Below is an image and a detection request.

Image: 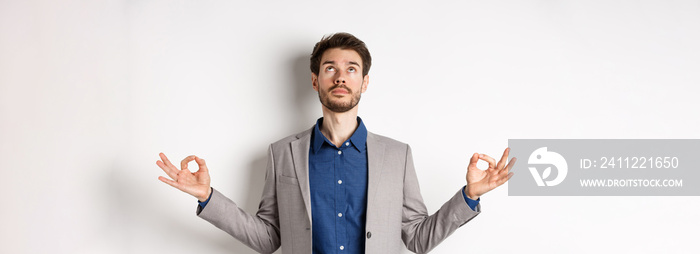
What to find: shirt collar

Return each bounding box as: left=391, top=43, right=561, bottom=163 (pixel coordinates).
left=312, top=117, right=367, bottom=153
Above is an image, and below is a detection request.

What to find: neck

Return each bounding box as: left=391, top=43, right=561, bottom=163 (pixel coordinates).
left=320, top=106, right=359, bottom=148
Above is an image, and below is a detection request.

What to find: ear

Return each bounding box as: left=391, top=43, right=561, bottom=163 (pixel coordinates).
left=311, top=73, right=319, bottom=91
left=361, top=74, right=369, bottom=93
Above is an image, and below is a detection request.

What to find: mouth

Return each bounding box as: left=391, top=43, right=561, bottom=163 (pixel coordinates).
left=331, top=87, right=350, bottom=95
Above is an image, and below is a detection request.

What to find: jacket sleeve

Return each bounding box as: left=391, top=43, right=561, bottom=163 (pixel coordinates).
left=401, top=145, right=481, bottom=254
left=196, top=145, right=281, bottom=254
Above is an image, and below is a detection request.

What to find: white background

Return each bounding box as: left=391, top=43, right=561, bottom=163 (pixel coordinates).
left=1, top=0, right=699, bottom=253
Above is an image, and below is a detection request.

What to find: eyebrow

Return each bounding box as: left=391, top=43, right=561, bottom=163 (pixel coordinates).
left=321, top=60, right=361, bottom=67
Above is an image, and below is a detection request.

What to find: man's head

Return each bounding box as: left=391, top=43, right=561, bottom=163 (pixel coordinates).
left=310, top=33, right=372, bottom=77
left=310, top=33, right=372, bottom=113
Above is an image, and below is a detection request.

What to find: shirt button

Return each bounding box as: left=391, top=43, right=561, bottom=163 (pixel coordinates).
left=338, top=180, right=343, bottom=184
left=337, top=150, right=342, bottom=155
left=367, top=231, right=372, bottom=239
left=338, top=213, right=343, bottom=217
left=340, top=246, right=345, bottom=250
left=345, top=142, right=350, bottom=146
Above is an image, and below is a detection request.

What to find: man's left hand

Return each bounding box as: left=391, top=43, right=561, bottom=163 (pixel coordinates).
left=465, top=148, right=516, bottom=200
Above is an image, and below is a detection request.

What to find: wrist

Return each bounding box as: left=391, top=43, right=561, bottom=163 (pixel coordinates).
left=198, top=187, right=212, bottom=202
left=464, top=186, right=479, bottom=200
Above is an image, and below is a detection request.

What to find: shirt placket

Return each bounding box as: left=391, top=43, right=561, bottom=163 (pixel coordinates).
left=334, top=143, right=348, bottom=252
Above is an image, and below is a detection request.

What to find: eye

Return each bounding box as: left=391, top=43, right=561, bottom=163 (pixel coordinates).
left=348, top=67, right=356, bottom=73
left=325, top=66, right=335, bottom=72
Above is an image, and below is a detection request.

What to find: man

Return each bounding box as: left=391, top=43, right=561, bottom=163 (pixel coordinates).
left=156, top=32, right=515, bottom=254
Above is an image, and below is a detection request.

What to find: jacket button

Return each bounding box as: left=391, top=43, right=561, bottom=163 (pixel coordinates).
left=366, top=232, right=372, bottom=239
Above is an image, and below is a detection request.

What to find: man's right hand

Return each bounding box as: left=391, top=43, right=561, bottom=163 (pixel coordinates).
left=157, top=153, right=212, bottom=202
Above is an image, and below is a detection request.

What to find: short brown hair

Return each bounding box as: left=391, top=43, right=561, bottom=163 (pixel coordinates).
left=310, top=32, right=372, bottom=77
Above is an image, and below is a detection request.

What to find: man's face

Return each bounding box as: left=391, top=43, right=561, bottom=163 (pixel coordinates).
left=312, top=48, right=369, bottom=113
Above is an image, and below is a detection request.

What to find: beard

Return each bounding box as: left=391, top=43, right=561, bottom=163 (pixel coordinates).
left=318, top=84, right=362, bottom=113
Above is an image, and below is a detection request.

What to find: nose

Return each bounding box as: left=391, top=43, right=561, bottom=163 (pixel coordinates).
left=334, top=74, right=346, bottom=84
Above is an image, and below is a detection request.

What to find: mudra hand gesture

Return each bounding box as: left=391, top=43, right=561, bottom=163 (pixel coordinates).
left=156, top=153, right=212, bottom=202
left=464, top=148, right=516, bottom=200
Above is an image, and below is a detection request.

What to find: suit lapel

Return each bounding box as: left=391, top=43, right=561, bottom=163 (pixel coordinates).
left=291, top=130, right=313, bottom=222
left=366, top=132, right=386, bottom=207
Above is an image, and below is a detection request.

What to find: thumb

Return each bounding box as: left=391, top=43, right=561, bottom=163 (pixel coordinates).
left=468, top=153, right=479, bottom=167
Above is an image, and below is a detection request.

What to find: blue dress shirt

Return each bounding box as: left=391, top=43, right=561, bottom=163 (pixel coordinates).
left=309, top=117, right=369, bottom=254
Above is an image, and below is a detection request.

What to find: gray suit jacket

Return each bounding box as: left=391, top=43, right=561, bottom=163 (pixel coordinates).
left=197, top=128, right=480, bottom=254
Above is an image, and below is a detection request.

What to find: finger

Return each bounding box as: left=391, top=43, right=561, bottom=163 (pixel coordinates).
left=496, top=148, right=510, bottom=170
left=181, top=155, right=196, bottom=172
left=468, top=153, right=479, bottom=167
left=194, top=156, right=209, bottom=173
left=495, top=172, right=514, bottom=186
left=502, top=157, right=517, bottom=173
left=158, top=175, right=182, bottom=190
left=479, top=154, right=497, bottom=169
left=496, top=157, right=517, bottom=180
left=156, top=160, right=178, bottom=180
left=158, top=153, right=179, bottom=172
left=502, top=172, right=514, bottom=184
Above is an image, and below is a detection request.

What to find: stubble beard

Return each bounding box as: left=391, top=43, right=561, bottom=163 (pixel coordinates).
left=318, top=84, right=362, bottom=113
